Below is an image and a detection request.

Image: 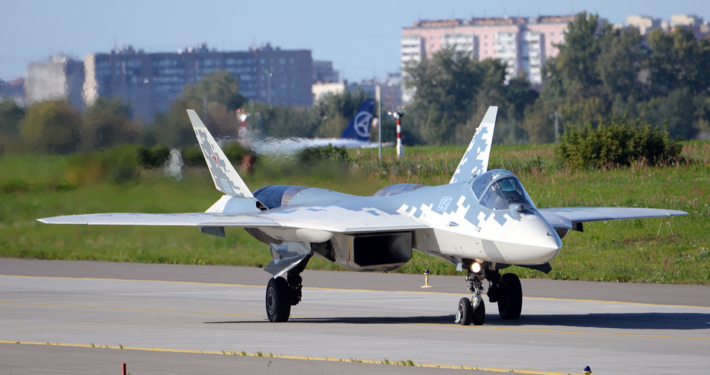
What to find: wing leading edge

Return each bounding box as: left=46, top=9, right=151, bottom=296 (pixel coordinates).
left=539, top=207, right=687, bottom=229
left=38, top=209, right=429, bottom=234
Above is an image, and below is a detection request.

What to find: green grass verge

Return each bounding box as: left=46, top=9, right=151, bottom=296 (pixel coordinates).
left=1, top=141, right=709, bottom=284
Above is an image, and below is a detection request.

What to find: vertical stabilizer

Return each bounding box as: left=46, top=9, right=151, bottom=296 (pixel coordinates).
left=450, top=106, right=498, bottom=184
left=340, top=99, right=376, bottom=141
left=187, top=110, right=253, bottom=198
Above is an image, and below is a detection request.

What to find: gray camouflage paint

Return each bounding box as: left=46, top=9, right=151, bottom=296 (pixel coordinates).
left=450, top=106, right=498, bottom=184
left=187, top=110, right=253, bottom=198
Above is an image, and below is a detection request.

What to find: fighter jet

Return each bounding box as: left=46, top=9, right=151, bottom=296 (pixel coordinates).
left=39, top=106, right=687, bottom=325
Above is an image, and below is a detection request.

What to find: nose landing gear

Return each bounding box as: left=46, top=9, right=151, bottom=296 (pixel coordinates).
left=455, top=265, right=523, bottom=326
left=455, top=272, right=486, bottom=325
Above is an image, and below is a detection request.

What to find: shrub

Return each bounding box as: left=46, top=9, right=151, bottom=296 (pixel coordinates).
left=296, top=145, right=349, bottom=164
left=65, top=145, right=139, bottom=186
left=137, top=145, right=170, bottom=169
left=182, top=146, right=205, bottom=167
left=555, top=117, right=682, bottom=169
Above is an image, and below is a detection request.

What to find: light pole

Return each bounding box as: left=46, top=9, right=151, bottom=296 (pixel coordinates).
left=264, top=69, right=272, bottom=107
left=376, top=84, right=382, bottom=160
left=550, top=111, right=562, bottom=142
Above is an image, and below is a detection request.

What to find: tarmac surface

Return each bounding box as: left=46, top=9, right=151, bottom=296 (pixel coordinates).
left=1, top=259, right=709, bottom=375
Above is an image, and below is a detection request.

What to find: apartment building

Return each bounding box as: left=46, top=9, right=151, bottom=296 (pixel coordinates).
left=25, top=56, right=85, bottom=110
left=400, top=15, right=574, bottom=103
left=81, top=43, right=313, bottom=120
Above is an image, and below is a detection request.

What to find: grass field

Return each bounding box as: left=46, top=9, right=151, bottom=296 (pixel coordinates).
left=1, top=141, right=709, bottom=284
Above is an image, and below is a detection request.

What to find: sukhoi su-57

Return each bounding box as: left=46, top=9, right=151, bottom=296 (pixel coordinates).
left=40, top=106, right=687, bottom=325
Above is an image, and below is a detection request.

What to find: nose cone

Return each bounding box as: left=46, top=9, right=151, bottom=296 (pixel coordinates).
left=509, top=215, right=563, bottom=264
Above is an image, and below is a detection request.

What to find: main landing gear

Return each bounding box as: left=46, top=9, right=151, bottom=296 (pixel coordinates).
left=455, top=265, right=523, bottom=326
left=265, top=269, right=306, bottom=322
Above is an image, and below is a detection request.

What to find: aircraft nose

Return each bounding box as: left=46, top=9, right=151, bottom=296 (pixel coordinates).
left=513, top=215, right=563, bottom=263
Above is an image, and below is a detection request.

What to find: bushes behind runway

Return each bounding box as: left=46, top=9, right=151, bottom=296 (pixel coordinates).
left=1, top=141, right=709, bottom=284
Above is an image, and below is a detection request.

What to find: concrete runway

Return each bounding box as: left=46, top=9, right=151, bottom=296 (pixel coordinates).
left=1, top=259, right=709, bottom=375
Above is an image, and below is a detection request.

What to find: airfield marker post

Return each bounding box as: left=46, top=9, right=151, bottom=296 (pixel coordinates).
left=122, top=363, right=126, bottom=375
left=422, top=269, right=432, bottom=288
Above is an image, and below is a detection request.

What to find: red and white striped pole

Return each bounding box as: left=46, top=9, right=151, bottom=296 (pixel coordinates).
left=393, top=108, right=405, bottom=159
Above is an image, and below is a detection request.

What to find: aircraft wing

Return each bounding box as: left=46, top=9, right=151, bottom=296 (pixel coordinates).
left=539, top=207, right=687, bottom=227
left=38, top=208, right=429, bottom=234
left=38, top=213, right=279, bottom=227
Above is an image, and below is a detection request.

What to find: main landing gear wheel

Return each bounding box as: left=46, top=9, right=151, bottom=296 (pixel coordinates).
left=266, top=277, right=291, bottom=322
left=456, top=298, right=473, bottom=325
left=497, top=273, right=523, bottom=320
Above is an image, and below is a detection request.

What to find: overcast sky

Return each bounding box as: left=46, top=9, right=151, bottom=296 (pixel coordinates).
left=1, top=0, right=708, bottom=82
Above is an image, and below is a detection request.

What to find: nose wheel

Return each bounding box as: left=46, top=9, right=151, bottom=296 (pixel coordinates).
left=455, top=273, right=486, bottom=325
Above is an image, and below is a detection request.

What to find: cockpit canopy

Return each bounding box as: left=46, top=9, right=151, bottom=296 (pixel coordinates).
left=471, top=170, right=535, bottom=211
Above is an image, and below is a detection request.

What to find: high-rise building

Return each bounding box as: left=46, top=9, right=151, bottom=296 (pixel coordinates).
left=618, top=14, right=709, bottom=41
left=83, top=43, right=313, bottom=120
left=625, top=15, right=663, bottom=35
left=25, top=56, right=85, bottom=110
left=312, top=60, right=340, bottom=83
left=400, top=15, right=575, bottom=103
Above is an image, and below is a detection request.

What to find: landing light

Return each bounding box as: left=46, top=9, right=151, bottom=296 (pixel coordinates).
left=470, top=262, right=482, bottom=274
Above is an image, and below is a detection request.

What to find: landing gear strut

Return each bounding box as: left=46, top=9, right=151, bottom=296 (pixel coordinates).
left=455, top=265, right=523, bottom=325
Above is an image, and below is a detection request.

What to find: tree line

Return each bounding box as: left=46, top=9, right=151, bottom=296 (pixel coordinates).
left=403, top=12, right=710, bottom=145
left=2, top=11, right=708, bottom=156
left=0, top=71, right=376, bottom=155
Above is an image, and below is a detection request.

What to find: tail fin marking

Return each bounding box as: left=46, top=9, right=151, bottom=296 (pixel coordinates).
left=187, top=110, right=253, bottom=198
left=340, top=99, right=376, bottom=141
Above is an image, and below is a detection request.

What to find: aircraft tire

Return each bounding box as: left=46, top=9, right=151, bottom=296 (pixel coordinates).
left=498, top=273, right=523, bottom=320
left=266, top=277, right=291, bottom=322
left=472, top=299, right=485, bottom=325
left=457, top=298, right=473, bottom=325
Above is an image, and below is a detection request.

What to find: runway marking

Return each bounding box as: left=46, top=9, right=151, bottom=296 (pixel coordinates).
left=2, top=273, right=709, bottom=309
left=0, top=301, right=256, bottom=318
left=0, top=340, right=574, bottom=375
left=417, top=323, right=710, bottom=341
left=0, top=301, right=313, bottom=320
left=3, top=300, right=708, bottom=342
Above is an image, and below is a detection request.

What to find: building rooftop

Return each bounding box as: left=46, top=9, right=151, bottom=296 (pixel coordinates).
left=408, top=15, right=576, bottom=29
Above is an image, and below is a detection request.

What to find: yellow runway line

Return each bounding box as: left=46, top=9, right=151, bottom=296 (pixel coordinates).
left=2, top=273, right=709, bottom=309
left=0, top=340, right=575, bottom=375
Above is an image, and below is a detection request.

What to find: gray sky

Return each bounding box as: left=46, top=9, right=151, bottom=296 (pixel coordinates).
left=1, top=0, right=708, bottom=82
